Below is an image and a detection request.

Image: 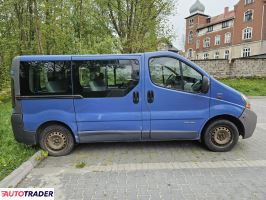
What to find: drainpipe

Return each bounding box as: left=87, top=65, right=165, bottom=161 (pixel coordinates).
left=261, top=4, right=265, bottom=48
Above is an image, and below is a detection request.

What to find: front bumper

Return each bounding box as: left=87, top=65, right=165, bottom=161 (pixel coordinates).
left=11, top=113, right=37, bottom=145
left=239, top=109, right=257, bottom=139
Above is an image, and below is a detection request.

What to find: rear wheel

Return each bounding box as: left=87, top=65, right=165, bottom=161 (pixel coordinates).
left=39, top=125, right=75, bottom=156
left=202, top=120, right=239, bottom=152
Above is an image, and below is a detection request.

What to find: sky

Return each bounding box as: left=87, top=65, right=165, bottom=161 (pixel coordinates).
left=169, top=0, right=238, bottom=50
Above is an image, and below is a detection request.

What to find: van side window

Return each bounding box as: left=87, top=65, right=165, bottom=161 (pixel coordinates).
left=20, top=61, right=72, bottom=96
left=149, top=57, right=203, bottom=93
left=73, top=59, right=140, bottom=98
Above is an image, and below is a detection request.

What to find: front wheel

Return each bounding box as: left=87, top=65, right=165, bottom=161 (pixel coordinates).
left=202, top=120, right=239, bottom=152
left=39, top=125, right=75, bottom=156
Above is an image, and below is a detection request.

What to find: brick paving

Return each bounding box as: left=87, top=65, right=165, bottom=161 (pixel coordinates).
left=18, top=98, right=266, bottom=200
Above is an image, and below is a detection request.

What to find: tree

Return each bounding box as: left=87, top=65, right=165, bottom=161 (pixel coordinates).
left=0, top=0, right=175, bottom=91
left=94, top=0, right=175, bottom=53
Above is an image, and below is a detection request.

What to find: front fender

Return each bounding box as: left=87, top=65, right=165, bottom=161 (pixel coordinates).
left=210, top=98, right=245, bottom=118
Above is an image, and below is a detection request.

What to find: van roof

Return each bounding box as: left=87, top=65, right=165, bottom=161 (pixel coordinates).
left=18, top=53, right=142, bottom=61
left=17, top=51, right=180, bottom=62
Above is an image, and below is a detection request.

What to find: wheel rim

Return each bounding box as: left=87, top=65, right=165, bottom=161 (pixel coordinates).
left=45, top=131, right=67, bottom=151
left=211, top=126, right=232, bottom=146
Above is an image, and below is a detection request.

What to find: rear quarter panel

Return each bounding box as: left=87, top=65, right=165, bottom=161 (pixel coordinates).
left=21, top=99, right=79, bottom=142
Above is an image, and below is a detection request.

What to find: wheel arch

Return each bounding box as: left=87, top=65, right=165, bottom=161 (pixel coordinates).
left=36, top=121, right=77, bottom=144
left=201, top=114, right=245, bottom=139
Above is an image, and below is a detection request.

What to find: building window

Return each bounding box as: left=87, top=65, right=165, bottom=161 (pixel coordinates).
left=242, top=48, right=251, bottom=57
left=189, top=18, right=194, bottom=26
left=203, top=38, right=210, bottom=48
left=207, top=26, right=213, bottom=32
left=215, top=35, right=221, bottom=45
left=196, top=40, right=200, bottom=49
left=206, top=17, right=211, bottom=23
left=188, top=31, right=193, bottom=44
left=203, top=53, right=209, bottom=60
left=214, top=52, right=220, bottom=59
left=225, top=50, right=230, bottom=59
left=245, top=0, right=254, bottom=5
left=225, top=32, right=231, bottom=43
left=242, top=27, right=253, bottom=40
left=188, top=49, right=193, bottom=58
left=222, top=21, right=229, bottom=28
left=244, top=10, right=253, bottom=22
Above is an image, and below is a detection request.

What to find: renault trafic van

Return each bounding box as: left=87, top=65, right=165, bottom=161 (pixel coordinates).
left=11, top=51, right=257, bottom=156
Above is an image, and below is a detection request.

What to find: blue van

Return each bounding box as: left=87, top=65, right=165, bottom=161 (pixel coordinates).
left=11, top=51, right=257, bottom=156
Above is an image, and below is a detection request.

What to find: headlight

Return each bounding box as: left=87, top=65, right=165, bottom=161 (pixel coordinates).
left=241, top=93, right=251, bottom=109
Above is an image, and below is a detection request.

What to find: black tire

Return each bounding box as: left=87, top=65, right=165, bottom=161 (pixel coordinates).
left=202, top=120, right=239, bottom=152
left=39, top=125, right=75, bottom=156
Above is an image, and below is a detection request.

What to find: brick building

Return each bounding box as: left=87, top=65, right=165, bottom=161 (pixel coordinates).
left=185, top=0, right=266, bottom=60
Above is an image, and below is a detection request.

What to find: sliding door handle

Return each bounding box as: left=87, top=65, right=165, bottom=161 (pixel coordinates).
left=147, top=90, right=154, bottom=104
left=133, top=91, right=139, bottom=104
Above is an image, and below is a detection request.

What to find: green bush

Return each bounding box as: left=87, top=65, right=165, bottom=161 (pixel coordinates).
left=0, top=99, right=37, bottom=181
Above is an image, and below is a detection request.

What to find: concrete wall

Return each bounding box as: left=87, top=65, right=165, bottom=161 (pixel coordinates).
left=192, top=58, right=266, bottom=78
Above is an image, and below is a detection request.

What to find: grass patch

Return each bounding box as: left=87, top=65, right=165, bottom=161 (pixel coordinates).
left=0, top=89, right=11, bottom=104
left=0, top=97, right=37, bottom=181
left=220, top=78, right=266, bottom=96
left=75, top=161, right=86, bottom=169
left=36, top=150, right=48, bottom=161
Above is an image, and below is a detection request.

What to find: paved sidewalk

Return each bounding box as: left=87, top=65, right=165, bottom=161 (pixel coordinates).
left=18, top=99, right=266, bottom=200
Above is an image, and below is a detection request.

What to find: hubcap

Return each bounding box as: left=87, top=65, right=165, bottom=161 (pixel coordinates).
left=45, top=131, right=67, bottom=151
left=211, top=126, right=232, bottom=146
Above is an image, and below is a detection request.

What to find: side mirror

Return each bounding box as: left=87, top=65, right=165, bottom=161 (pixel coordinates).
left=201, top=76, right=210, bottom=94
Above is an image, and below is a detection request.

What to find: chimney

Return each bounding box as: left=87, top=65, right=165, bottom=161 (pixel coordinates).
left=224, top=7, right=229, bottom=17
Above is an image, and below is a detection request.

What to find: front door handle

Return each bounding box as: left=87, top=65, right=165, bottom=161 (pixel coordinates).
left=147, top=90, right=154, bottom=104
left=133, top=91, right=139, bottom=104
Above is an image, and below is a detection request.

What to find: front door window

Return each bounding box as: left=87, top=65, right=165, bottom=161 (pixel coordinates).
left=149, top=57, right=203, bottom=93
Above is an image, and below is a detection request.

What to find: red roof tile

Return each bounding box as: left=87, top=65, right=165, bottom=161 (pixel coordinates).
left=197, top=10, right=235, bottom=30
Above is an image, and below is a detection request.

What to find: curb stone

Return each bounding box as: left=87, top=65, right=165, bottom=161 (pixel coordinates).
left=0, top=151, right=46, bottom=188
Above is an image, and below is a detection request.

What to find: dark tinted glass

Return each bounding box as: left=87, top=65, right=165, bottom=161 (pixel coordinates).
left=73, top=59, right=140, bottom=98
left=20, top=61, right=72, bottom=96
